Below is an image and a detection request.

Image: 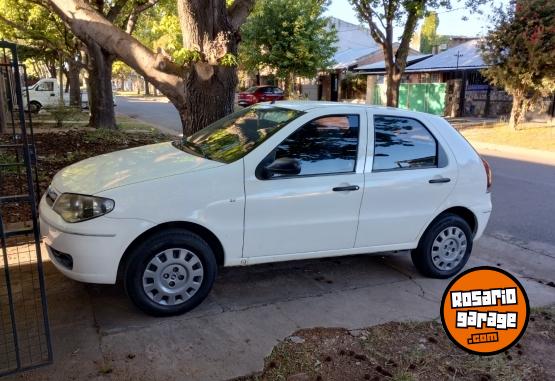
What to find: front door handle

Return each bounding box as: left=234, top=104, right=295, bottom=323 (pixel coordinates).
left=333, top=185, right=360, bottom=192
left=429, top=177, right=451, bottom=184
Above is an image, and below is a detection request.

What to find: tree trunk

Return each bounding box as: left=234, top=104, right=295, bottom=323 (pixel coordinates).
left=144, top=77, right=150, bottom=96
left=386, top=70, right=401, bottom=108
left=509, top=93, right=526, bottom=130
left=382, top=38, right=401, bottom=108
left=178, top=65, right=237, bottom=136
left=176, top=0, right=239, bottom=136
left=58, top=57, right=64, bottom=105
left=47, top=62, right=57, bottom=78
left=68, top=60, right=82, bottom=107
left=283, top=72, right=294, bottom=98
left=87, top=41, right=116, bottom=129
left=64, top=71, right=70, bottom=93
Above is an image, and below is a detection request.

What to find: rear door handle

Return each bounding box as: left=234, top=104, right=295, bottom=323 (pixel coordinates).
left=429, top=177, right=451, bottom=184
left=333, top=185, right=360, bottom=192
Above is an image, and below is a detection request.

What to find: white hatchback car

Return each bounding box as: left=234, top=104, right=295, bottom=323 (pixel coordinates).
left=40, top=102, right=492, bottom=316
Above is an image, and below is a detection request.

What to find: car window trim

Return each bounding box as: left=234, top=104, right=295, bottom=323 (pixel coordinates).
left=256, top=113, right=362, bottom=180
left=371, top=114, right=439, bottom=173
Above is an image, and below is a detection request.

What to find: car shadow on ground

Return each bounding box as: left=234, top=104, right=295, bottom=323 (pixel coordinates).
left=76, top=252, right=421, bottom=330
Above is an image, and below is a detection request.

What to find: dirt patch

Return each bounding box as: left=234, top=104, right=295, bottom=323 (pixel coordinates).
left=234, top=306, right=555, bottom=381
left=1, top=128, right=170, bottom=224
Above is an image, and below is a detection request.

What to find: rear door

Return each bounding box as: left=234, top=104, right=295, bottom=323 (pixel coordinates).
left=356, top=111, right=457, bottom=248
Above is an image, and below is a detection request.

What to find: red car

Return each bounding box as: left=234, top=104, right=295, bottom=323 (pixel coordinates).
left=238, top=85, right=285, bottom=107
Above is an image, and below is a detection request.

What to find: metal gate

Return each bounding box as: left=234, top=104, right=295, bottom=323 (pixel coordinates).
left=0, top=41, right=52, bottom=376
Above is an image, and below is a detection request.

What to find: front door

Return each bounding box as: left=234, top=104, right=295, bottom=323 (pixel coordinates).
left=244, top=111, right=367, bottom=258
left=356, top=112, right=457, bottom=248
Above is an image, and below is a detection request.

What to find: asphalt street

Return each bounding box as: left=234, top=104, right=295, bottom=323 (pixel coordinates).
left=116, top=95, right=555, bottom=248
left=116, top=95, right=182, bottom=134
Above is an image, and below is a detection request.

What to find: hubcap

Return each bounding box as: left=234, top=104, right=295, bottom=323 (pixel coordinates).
left=142, top=248, right=204, bottom=306
left=431, top=227, right=467, bottom=271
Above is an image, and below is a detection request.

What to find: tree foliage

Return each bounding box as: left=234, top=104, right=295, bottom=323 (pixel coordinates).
left=480, top=0, right=555, bottom=129
left=0, top=0, right=78, bottom=72
left=350, top=0, right=486, bottom=107
left=239, top=0, right=337, bottom=94
left=419, top=11, right=438, bottom=53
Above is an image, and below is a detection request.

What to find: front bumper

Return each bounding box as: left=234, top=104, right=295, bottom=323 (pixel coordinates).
left=39, top=195, right=154, bottom=284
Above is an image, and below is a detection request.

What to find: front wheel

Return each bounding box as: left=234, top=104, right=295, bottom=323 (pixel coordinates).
left=124, top=229, right=217, bottom=316
left=29, top=101, right=42, bottom=113
left=411, top=213, right=473, bottom=278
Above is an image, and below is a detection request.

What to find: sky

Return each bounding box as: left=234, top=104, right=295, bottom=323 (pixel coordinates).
left=324, top=0, right=510, bottom=40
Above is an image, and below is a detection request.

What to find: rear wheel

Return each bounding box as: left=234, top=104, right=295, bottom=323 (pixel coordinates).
left=411, top=213, right=473, bottom=278
left=124, top=229, right=217, bottom=316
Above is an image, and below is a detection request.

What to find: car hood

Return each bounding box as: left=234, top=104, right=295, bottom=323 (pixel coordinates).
left=51, top=142, right=224, bottom=194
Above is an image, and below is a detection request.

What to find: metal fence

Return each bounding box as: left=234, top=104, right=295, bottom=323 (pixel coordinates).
left=0, top=41, right=52, bottom=376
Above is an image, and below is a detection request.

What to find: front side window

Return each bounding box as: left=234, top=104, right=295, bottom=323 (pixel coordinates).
left=373, top=115, right=437, bottom=171
left=270, top=114, right=360, bottom=177
left=36, top=81, right=54, bottom=91
left=173, top=105, right=304, bottom=163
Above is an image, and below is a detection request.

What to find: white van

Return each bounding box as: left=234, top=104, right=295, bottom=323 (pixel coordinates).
left=23, top=78, right=88, bottom=112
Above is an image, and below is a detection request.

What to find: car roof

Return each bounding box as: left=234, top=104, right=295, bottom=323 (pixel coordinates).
left=266, top=100, right=443, bottom=120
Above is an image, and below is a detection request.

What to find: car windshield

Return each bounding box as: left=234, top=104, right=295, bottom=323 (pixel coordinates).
left=173, top=105, right=304, bottom=164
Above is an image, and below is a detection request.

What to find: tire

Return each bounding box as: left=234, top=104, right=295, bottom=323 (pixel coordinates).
left=29, top=101, right=42, bottom=114
left=124, top=229, right=217, bottom=316
left=411, top=213, right=473, bottom=278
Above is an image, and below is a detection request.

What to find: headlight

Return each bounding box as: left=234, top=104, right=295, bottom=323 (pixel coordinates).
left=53, top=193, right=115, bottom=223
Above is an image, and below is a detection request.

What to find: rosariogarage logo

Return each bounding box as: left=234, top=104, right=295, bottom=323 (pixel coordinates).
left=440, top=266, right=530, bottom=355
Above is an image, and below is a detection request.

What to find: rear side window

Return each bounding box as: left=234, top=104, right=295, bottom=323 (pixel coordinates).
left=273, top=115, right=360, bottom=176
left=373, top=115, right=437, bottom=171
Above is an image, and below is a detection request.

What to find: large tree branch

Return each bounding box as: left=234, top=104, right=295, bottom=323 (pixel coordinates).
left=353, top=2, right=386, bottom=46
left=228, top=0, right=255, bottom=31
left=48, top=0, right=185, bottom=104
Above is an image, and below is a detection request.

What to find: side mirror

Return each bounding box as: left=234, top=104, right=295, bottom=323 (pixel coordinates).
left=264, top=157, right=301, bottom=177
